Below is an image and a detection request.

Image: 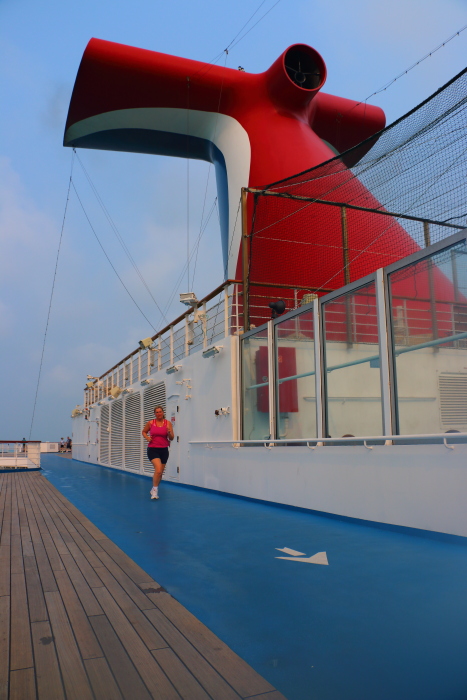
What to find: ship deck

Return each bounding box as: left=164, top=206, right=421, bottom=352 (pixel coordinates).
left=0, top=468, right=284, bottom=700
left=4, top=455, right=467, bottom=700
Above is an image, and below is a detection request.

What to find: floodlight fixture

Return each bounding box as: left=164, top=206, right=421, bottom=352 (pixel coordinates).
left=166, top=365, right=182, bottom=374
left=86, top=382, right=94, bottom=389
left=121, top=388, right=133, bottom=395
left=139, top=337, right=155, bottom=350
left=180, top=292, right=198, bottom=307
left=140, top=379, right=152, bottom=386
left=202, top=345, right=223, bottom=359
left=110, top=386, right=122, bottom=399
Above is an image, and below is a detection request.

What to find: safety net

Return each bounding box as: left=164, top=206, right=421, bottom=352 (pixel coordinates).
left=244, top=67, right=467, bottom=327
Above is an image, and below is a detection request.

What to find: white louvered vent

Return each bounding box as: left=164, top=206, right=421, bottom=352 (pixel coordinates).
left=124, top=393, right=142, bottom=471
left=143, top=382, right=166, bottom=422
left=143, top=382, right=166, bottom=473
left=439, top=373, right=467, bottom=427
left=100, top=404, right=110, bottom=465
left=110, top=400, right=124, bottom=467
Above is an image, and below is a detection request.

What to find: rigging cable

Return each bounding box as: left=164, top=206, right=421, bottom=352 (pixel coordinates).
left=160, top=198, right=219, bottom=320
left=162, top=3, right=276, bottom=288
left=364, top=23, right=467, bottom=103
left=209, top=197, right=243, bottom=343
left=192, top=196, right=217, bottom=289
left=337, top=22, right=467, bottom=121
left=28, top=151, right=75, bottom=439
left=224, top=0, right=269, bottom=53
left=227, top=0, right=282, bottom=52
left=191, top=164, right=213, bottom=290
left=71, top=181, right=158, bottom=332
left=223, top=196, right=242, bottom=279
left=193, top=0, right=283, bottom=78
left=74, top=152, right=169, bottom=326
left=186, top=76, right=191, bottom=291
left=189, top=49, right=229, bottom=297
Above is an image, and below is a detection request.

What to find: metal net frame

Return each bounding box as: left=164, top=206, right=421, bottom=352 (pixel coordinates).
left=243, top=68, right=467, bottom=330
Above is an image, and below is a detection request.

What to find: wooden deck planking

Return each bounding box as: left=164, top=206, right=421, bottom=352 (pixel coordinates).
left=0, top=545, right=10, bottom=598
left=152, top=647, right=212, bottom=700
left=8, top=668, right=36, bottom=700
left=53, top=568, right=103, bottom=660
left=144, top=592, right=276, bottom=698
left=0, top=472, right=288, bottom=699
left=43, top=589, right=94, bottom=700
left=83, top=656, right=124, bottom=700
left=89, top=614, right=153, bottom=700
left=144, top=606, right=242, bottom=700
left=0, top=595, right=10, bottom=700
left=92, top=565, right=166, bottom=650
left=10, top=571, right=34, bottom=671
left=30, top=620, right=65, bottom=700
left=23, top=556, right=48, bottom=624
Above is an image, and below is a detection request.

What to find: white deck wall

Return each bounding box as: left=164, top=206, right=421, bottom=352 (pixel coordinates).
left=189, top=442, right=467, bottom=538
left=71, top=334, right=467, bottom=538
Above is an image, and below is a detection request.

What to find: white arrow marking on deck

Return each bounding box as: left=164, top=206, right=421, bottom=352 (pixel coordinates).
left=276, top=547, right=306, bottom=556
left=276, top=551, right=329, bottom=565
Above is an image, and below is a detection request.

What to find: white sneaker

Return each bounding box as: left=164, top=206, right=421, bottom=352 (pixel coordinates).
left=150, top=487, right=159, bottom=500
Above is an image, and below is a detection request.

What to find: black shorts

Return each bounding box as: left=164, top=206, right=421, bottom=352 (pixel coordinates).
left=147, top=447, right=169, bottom=464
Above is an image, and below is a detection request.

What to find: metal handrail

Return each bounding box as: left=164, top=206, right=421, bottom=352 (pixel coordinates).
left=246, top=330, right=467, bottom=390
left=190, top=433, right=467, bottom=445
left=0, top=440, right=41, bottom=443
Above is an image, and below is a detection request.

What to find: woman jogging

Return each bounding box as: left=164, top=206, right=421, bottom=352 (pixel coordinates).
left=142, top=405, right=174, bottom=499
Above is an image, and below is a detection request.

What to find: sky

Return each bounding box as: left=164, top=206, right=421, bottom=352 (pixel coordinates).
left=0, top=0, right=466, bottom=441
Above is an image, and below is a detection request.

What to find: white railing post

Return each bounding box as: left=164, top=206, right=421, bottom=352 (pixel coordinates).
left=138, top=351, right=141, bottom=382
left=185, top=315, right=189, bottom=357
left=231, top=335, right=241, bottom=441
left=170, top=326, right=174, bottom=365
left=203, top=302, right=207, bottom=349
left=376, top=268, right=394, bottom=436
left=267, top=320, right=276, bottom=440
left=224, top=284, right=229, bottom=338
left=158, top=338, right=162, bottom=371
left=313, top=297, right=324, bottom=440
left=122, top=398, right=126, bottom=469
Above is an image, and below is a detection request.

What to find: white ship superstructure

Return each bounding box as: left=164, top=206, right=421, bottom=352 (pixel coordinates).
left=72, top=230, right=467, bottom=540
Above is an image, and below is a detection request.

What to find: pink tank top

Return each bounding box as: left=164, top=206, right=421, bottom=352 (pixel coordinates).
left=148, top=419, right=170, bottom=448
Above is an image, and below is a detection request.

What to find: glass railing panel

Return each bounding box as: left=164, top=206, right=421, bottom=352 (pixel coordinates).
left=242, top=328, right=270, bottom=440
left=388, top=240, right=467, bottom=434
left=275, top=311, right=316, bottom=439
left=323, top=281, right=382, bottom=437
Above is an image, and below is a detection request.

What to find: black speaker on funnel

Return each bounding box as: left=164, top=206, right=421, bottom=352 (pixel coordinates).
left=269, top=300, right=286, bottom=319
